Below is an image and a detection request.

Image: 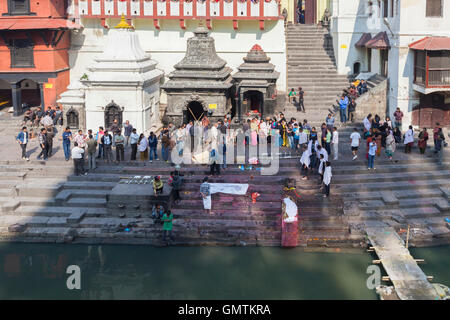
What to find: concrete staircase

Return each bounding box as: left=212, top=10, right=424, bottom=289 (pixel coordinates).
left=284, top=23, right=351, bottom=127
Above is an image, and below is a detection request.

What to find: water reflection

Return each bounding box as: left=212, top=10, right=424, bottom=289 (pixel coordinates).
left=0, top=244, right=385, bottom=300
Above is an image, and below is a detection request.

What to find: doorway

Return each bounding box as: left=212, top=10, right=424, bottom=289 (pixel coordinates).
left=66, top=108, right=79, bottom=129
left=243, top=90, right=263, bottom=116
left=304, top=0, right=317, bottom=24
left=19, top=79, right=41, bottom=108
left=412, top=93, right=450, bottom=128
left=353, top=62, right=361, bottom=75
left=186, top=101, right=205, bottom=123
left=0, top=79, right=12, bottom=109
left=104, top=102, right=122, bottom=130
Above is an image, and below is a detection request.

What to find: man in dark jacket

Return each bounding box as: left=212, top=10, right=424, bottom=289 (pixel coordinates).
left=148, top=132, right=158, bottom=162
left=37, top=128, right=48, bottom=160
left=16, top=126, right=29, bottom=160
left=46, top=127, right=55, bottom=157
left=169, top=171, right=183, bottom=204
left=101, top=130, right=113, bottom=163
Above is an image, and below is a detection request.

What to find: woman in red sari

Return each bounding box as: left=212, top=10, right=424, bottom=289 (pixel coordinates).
left=418, top=128, right=429, bottom=154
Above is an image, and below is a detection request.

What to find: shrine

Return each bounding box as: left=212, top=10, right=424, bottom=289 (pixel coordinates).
left=59, top=16, right=164, bottom=133
left=233, top=44, right=279, bottom=121
left=161, top=24, right=234, bottom=125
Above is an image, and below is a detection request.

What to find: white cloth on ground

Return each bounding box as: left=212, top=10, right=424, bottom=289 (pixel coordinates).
left=283, top=197, right=298, bottom=223
left=209, top=183, right=249, bottom=195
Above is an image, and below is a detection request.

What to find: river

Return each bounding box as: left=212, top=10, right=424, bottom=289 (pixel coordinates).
left=0, top=243, right=448, bottom=300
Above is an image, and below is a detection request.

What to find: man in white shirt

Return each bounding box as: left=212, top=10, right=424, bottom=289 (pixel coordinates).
left=317, top=144, right=328, bottom=162
left=129, top=128, right=139, bottom=161
left=300, top=146, right=310, bottom=180
left=404, top=125, right=414, bottom=154
left=350, top=128, right=361, bottom=160
left=332, top=127, right=339, bottom=160
left=71, top=142, right=85, bottom=176
left=40, top=112, right=53, bottom=129
left=323, top=162, right=332, bottom=198
left=298, top=128, right=308, bottom=148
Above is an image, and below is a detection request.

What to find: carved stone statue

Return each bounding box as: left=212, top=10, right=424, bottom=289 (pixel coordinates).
left=322, top=8, right=332, bottom=28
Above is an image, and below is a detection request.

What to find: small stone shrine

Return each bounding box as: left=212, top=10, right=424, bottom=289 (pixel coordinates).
left=233, top=44, right=280, bottom=122
left=59, top=16, right=164, bottom=133
left=161, top=24, right=233, bottom=125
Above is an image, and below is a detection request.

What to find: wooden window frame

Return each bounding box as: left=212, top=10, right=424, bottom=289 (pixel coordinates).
left=426, top=0, right=443, bottom=17
left=3, top=0, right=36, bottom=16
left=10, top=38, right=35, bottom=68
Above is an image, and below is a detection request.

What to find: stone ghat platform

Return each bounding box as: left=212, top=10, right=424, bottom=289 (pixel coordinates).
left=0, top=159, right=358, bottom=247
left=0, top=125, right=449, bottom=247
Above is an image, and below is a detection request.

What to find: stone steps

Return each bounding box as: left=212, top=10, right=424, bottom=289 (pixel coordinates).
left=14, top=205, right=107, bottom=218
left=66, top=197, right=107, bottom=208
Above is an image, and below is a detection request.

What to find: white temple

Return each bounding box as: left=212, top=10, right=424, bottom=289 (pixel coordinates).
left=58, top=16, right=164, bottom=134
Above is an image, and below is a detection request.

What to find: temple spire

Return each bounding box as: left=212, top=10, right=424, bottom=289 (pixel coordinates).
left=115, top=14, right=132, bottom=29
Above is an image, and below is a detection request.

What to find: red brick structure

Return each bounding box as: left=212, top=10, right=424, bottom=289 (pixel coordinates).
left=0, top=0, right=80, bottom=115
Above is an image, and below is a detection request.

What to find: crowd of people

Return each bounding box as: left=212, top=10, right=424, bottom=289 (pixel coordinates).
left=15, top=103, right=447, bottom=201
left=358, top=112, right=447, bottom=168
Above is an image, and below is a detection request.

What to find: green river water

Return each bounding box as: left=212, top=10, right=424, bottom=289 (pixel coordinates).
left=0, top=243, right=448, bottom=300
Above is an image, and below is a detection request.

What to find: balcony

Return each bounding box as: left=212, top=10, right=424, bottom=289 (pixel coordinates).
left=410, top=37, right=450, bottom=94
left=73, top=0, right=281, bottom=30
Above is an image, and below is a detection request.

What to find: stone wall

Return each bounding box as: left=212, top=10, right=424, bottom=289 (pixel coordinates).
left=354, top=77, right=388, bottom=122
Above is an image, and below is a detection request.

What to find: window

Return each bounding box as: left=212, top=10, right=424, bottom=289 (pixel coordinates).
left=383, top=0, right=388, bottom=18
left=414, top=51, right=427, bottom=85
left=390, top=0, right=394, bottom=17
left=7, top=0, right=30, bottom=15
left=426, top=0, right=443, bottom=17
left=10, top=39, right=34, bottom=68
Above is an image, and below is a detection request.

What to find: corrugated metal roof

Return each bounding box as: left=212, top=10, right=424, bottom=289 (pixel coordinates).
left=409, top=37, right=450, bottom=51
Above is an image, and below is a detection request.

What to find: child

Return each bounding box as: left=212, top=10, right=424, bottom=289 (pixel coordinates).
left=368, top=140, right=377, bottom=170
left=288, top=88, right=297, bottom=104
left=152, top=204, right=164, bottom=220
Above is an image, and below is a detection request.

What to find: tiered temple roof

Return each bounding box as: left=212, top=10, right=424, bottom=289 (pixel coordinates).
left=233, top=44, right=280, bottom=83
left=161, top=25, right=233, bottom=90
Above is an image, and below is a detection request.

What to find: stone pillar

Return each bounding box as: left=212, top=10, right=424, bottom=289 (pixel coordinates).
left=239, top=91, right=245, bottom=123
left=261, top=96, right=265, bottom=119
left=39, top=82, right=45, bottom=112
left=11, top=82, right=22, bottom=116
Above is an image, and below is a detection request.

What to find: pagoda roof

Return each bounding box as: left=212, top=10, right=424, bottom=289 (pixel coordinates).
left=233, top=44, right=279, bottom=82
left=162, top=25, right=232, bottom=91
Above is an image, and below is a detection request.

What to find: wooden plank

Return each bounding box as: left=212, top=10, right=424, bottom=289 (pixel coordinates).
left=366, top=226, right=438, bottom=300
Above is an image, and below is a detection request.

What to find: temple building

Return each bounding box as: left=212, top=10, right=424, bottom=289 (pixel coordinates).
left=161, top=25, right=233, bottom=125
left=233, top=44, right=279, bottom=121
left=66, top=0, right=286, bottom=116
left=0, top=0, right=80, bottom=115
left=58, top=16, right=164, bottom=133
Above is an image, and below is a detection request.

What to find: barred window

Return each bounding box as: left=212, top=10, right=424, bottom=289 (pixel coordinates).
left=10, top=39, right=34, bottom=68
left=8, top=0, right=30, bottom=15
left=426, top=0, right=443, bottom=17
